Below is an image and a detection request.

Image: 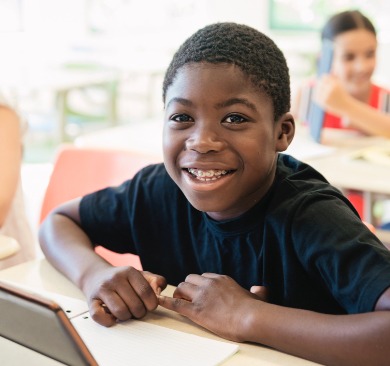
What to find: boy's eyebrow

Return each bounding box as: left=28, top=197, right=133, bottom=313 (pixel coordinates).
left=166, top=97, right=258, bottom=111
left=166, top=97, right=193, bottom=109
left=215, top=98, right=258, bottom=112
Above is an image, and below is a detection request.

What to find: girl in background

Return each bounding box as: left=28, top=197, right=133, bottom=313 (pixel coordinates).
left=292, top=10, right=390, bottom=138
left=292, top=9, right=390, bottom=227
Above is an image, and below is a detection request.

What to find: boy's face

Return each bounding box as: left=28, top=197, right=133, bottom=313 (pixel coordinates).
left=163, top=63, right=294, bottom=221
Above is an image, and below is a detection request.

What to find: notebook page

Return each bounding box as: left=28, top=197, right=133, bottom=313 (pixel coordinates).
left=71, top=313, right=239, bottom=366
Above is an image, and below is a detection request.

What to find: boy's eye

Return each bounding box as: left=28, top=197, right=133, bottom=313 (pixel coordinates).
left=224, top=114, right=247, bottom=124
left=171, top=114, right=193, bottom=122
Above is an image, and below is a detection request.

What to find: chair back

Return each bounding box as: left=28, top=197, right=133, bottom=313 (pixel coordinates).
left=40, top=145, right=161, bottom=268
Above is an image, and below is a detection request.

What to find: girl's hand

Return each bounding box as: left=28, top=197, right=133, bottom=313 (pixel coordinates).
left=158, top=273, right=267, bottom=342
left=313, top=74, right=352, bottom=116
left=83, top=265, right=167, bottom=327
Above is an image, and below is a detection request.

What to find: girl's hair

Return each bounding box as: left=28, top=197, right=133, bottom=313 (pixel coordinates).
left=321, top=10, right=376, bottom=41
left=162, top=22, right=290, bottom=121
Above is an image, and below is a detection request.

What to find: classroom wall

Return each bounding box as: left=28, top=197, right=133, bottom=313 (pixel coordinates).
left=2, top=0, right=390, bottom=120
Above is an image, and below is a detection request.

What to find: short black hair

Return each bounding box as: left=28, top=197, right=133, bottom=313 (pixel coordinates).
left=321, top=10, right=376, bottom=41
left=162, top=22, right=290, bottom=121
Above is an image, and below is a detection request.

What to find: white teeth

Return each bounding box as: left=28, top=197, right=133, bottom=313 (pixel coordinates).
left=187, top=168, right=229, bottom=181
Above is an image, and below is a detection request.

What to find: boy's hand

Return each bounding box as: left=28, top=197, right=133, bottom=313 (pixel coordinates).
left=84, top=266, right=167, bottom=327
left=158, top=273, right=266, bottom=342
left=250, top=285, right=269, bottom=301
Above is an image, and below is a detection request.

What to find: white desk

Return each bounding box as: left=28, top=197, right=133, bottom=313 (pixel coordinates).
left=0, top=259, right=320, bottom=365
left=304, top=133, right=390, bottom=224
left=304, top=129, right=390, bottom=195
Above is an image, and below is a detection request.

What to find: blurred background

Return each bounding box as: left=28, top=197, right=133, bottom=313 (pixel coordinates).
left=2, top=0, right=390, bottom=233
left=2, top=0, right=390, bottom=162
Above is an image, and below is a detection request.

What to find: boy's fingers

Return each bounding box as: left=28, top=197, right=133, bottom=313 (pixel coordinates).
left=120, top=270, right=162, bottom=313
left=89, top=299, right=117, bottom=327
left=116, top=285, right=149, bottom=318
left=250, top=285, right=269, bottom=301
left=98, top=291, right=134, bottom=321
left=142, top=271, right=168, bottom=293
left=158, top=295, right=191, bottom=316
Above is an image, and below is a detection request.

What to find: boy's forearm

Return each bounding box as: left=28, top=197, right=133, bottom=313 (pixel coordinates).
left=242, top=301, right=390, bottom=366
left=39, top=213, right=111, bottom=291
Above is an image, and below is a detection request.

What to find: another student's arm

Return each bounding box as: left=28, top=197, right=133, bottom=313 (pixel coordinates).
left=159, top=274, right=390, bottom=366
left=0, top=107, right=22, bottom=227
left=314, top=75, right=390, bottom=138
left=39, top=199, right=167, bottom=326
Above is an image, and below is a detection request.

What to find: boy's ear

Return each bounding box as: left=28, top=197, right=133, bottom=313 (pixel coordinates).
left=275, top=113, right=295, bottom=152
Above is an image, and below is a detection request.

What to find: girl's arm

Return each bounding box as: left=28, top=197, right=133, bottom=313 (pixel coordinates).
left=0, top=107, right=22, bottom=227
left=314, top=75, right=390, bottom=138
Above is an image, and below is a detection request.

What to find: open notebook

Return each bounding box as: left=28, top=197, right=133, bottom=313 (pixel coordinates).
left=0, top=281, right=239, bottom=366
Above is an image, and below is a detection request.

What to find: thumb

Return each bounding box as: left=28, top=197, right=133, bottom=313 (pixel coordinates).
left=250, top=285, right=269, bottom=302
left=142, top=271, right=167, bottom=295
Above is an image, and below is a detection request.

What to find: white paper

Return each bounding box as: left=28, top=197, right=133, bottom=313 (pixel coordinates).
left=72, top=314, right=239, bottom=366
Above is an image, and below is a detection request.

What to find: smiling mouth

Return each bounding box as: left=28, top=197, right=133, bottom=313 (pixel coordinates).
left=185, top=168, right=233, bottom=181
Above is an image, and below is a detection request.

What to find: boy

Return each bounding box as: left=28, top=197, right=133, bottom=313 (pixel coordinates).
left=40, top=23, right=390, bottom=365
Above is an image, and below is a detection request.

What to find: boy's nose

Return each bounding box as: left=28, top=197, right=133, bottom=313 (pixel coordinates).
left=185, top=123, right=225, bottom=153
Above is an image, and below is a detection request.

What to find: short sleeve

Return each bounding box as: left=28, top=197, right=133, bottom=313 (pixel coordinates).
left=291, top=191, right=390, bottom=313
left=80, top=180, right=135, bottom=253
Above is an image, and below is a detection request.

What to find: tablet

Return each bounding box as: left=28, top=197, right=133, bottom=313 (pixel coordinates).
left=308, top=39, right=334, bottom=142
left=0, top=281, right=97, bottom=366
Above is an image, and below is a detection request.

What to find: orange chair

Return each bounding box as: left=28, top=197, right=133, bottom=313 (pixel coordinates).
left=40, top=144, right=162, bottom=269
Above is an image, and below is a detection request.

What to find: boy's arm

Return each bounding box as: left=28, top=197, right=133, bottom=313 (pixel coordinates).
left=39, top=198, right=107, bottom=289
left=159, top=273, right=390, bottom=366
left=39, top=198, right=167, bottom=326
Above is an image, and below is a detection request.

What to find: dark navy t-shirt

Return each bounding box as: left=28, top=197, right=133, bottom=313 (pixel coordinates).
left=80, top=154, right=390, bottom=315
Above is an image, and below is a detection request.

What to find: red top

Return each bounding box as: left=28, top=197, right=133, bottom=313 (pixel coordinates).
left=323, top=84, right=384, bottom=129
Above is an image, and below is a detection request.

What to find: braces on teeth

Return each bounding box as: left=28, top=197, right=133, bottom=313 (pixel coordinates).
left=187, top=168, right=228, bottom=180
